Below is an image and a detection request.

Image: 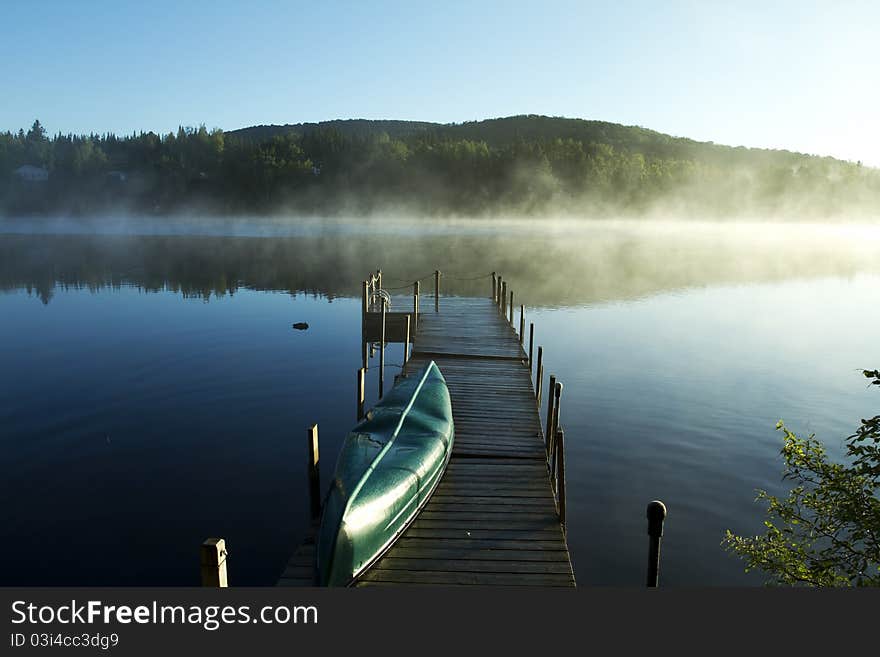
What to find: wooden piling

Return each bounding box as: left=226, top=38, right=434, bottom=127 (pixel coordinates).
left=413, top=281, right=419, bottom=328
left=361, top=280, right=369, bottom=372
left=200, top=538, right=228, bottom=587
left=307, top=423, right=320, bottom=520
left=434, top=270, right=440, bottom=312
left=357, top=368, right=365, bottom=420
left=535, top=346, right=544, bottom=408
left=646, top=501, right=667, bottom=587
left=519, top=305, right=525, bottom=345
left=545, top=374, right=557, bottom=456
left=379, top=298, right=386, bottom=399
left=528, top=322, right=534, bottom=369
left=491, top=272, right=496, bottom=300
left=550, top=381, right=563, bottom=468
left=556, top=427, right=566, bottom=531
left=501, top=281, right=507, bottom=317
left=404, top=314, right=411, bottom=364
left=509, top=290, right=514, bottom=325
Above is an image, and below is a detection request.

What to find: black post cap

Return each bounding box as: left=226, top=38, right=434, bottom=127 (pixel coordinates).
left=647, top=500, right=667, bottom=538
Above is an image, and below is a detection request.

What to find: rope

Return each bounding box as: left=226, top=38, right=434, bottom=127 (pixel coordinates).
left=382, top=272, right=436, bottom=285
left=441, top=271, right=494, bottom=281
left=382, top=271, right=493, bottom=285
left=381, top=282, right=419, bottom=292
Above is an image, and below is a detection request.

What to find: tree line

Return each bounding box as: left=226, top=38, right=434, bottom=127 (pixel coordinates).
left=2, top=116, right=879, bottom=218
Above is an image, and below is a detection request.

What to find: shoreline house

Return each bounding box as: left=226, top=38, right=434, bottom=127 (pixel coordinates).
left=13, top=165, right=49, bottom=183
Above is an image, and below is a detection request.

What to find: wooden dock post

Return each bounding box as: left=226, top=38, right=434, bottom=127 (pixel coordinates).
left=357, top=368, right=365, bottom=420
left=307, top=424, right=320, bottom=520
left=556, top=427, right=566, bottom=531
left=528, top=322, right=534, bottom=369
left=501, top=281, right=507, bottom=317
left=535, top=346, right=544, bottom=408
left=545, top=374, right=557, bottom=456
left=379, top=297, right=386, bottom=399
left=491, top=272, right=496, bottom=300
left=519, top=305, right=524, bottom=344
left=509, top=290, right=514, bottom=325
left=200, top=538, right=228, bottom=587
left=434, top=270, right=440, bottom=312
left=404, top=314, right=411, bottom=365
left=362, top=279, right=369, bottom=372
left=646, top=500, right=667, bottom=587
left=550, top=381, right=563, bottom=467
left=413, top=281, right=420, bottom=327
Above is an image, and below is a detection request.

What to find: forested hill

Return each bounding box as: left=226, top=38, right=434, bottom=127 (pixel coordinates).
left=228, top=115, right=809, bottom=168
left=228, top=119, right=438, bottom=142
left=2, top=115, right=878, bottom=219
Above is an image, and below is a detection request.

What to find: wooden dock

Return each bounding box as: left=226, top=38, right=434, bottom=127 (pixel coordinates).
left=278, top=273, right=575, bottom=587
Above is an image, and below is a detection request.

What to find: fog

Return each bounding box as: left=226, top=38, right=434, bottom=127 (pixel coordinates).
left=2, top=217, right=878, bottom=307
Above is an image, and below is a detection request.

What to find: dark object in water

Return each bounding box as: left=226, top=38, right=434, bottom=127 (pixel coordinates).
left=292, top=322, right=309, bottom=330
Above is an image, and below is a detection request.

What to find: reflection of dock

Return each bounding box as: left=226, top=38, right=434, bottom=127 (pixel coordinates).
left=278, top=272, right=574, bottom=587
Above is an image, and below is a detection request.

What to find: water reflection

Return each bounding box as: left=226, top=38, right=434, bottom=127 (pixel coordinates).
left=2, top=221, right=878, bottom=307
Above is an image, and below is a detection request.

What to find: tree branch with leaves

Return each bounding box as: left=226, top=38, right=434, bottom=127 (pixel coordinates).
left=723, top=369, right=880, bottom=586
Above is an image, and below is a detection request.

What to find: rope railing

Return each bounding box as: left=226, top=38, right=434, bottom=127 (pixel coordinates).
left=383, top=270, right=492, bottom=285
left=381, top=281, right=419, bottom=292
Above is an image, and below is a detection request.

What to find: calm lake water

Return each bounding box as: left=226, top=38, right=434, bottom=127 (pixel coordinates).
left=1, top=218, right=878, bottom=586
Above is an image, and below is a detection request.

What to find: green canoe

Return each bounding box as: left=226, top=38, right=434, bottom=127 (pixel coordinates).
left=316, top=360, right=454, bottom=586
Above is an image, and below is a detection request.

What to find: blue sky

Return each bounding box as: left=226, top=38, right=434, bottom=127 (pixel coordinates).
left=2, top=1, right=877, bottom=164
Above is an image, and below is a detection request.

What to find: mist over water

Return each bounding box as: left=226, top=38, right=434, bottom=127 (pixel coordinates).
left=1, top=217, right=878, bottom=585
left=2, top=216, right=879, bottom=304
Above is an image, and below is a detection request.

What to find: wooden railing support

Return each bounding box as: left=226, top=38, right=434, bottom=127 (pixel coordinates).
left=413, top=281, right=420, bottom=327
left=556, top=427, right=566, bottom=531
left=535, top=346, right=544, bottom=408
left=545, top=374, right=557, bottom=456
left=519, top=305, right=525, bottom=345
left=528, top=322, right=534, bottom=369
left=549, top=381, right=563, bottom=468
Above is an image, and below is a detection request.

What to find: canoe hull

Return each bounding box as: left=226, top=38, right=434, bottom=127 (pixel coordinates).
left=316, top=361, right=454, bottom=586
